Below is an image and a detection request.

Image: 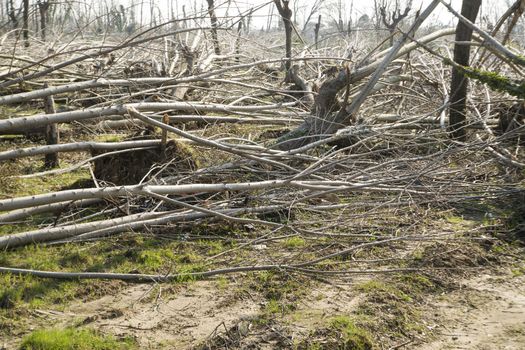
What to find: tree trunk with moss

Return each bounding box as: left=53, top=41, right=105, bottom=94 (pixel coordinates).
left=448, top=0, right=482, bottom=141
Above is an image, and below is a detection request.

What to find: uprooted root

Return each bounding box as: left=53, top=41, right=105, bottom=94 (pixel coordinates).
left=92, top=139, right=198, bottom=185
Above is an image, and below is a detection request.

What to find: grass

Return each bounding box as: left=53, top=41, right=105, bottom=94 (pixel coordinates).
left=352, top=275, right=440, bottom=341
left=283, top=236, right=306, bottom=249
left=511, top=264, right=525, bottom=277
left=19, top=327, right=135, bottom=350
left=136, top=249, right=175, bottom=270
left=264, top=299, right=282, bottom=314
left=1, top=119, right=520, bottom=349
left=296, top=315, right=374, bottom=350
left=329, top=316, right=374, bottom=350
left=356, top=280, right=412, bottom=302
left=446, top=215, right=464, bottom=224
left=94, top=134, right=126, bottom=142
left=0, top=234, right=213, bottom=322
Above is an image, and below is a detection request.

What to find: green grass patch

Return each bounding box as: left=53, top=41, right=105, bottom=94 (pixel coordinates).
left=296, top=315, right=374, bottom=350
left=446, top=215, right=464, bottom=224
left=283, top=236, right=306, bottom=249
left=329, top=316, right=374, bottom=350
left=94, top=134, right=126, bottom=142
left=19, top=327, right=135, bottom=350
left=356, top=280, right=412, bottom=302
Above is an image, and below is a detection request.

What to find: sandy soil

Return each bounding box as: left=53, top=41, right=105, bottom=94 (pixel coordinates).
left=418, top=273, right=525, bottom=350
left=5, top=270, right=525, bottom=349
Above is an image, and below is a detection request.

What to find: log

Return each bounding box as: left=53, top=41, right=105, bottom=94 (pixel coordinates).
left=0, top=140, right=163, bottom=161
left=0, top=102, right=297, bottom=134
left=0, top=205, right=283, bottom=249
left=0, top=199, right=102, bottom=223
left=0, top=180, right=295, bottom=212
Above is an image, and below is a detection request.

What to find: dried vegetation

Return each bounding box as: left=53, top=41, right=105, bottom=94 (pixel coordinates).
left=1, top=0, right=525, bottom=348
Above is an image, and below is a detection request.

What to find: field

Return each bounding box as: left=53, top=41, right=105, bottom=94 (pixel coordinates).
left=1, top=0, right=525, bottom=349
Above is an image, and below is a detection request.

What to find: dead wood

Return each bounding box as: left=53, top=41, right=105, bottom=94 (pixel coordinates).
left=277, top=1, right=441, bottom=150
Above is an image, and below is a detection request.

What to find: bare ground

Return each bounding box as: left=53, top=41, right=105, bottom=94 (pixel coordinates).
left=4, top=267, right=525, bottom=349
left=418, top=273, right=525, bottom=350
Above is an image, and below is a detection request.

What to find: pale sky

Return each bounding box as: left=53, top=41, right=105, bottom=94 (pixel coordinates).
left=150, top=0, right=512, bottom=29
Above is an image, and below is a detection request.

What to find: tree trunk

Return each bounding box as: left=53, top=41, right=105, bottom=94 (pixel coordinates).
left=38, top=1, right=49, bottom=41
left=502, top=0, right=525, bottom=45
left=448, top=0, right=482, bottom=141
left=8, top=0, right=18, bottom=29
left=246, top=7, right=253, bottom=34
left=206, top=0, right=221, bottom=55
left=273, top=0, right=293, bottom=73
left=314, top=15, right=321, bottom=50
left=43, top=83, right=59, bottom=168
left=23, top=0, right=29, bottom=47
left=277, top=1, right=440, bottom=150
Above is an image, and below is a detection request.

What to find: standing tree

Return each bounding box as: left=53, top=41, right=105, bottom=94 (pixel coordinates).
left=273, top=0, right=293, bottom=74
left=246, top=7, right=253, bottom=34
left=448, top=0, right=482, bottom=141
left=501, top=0, right=525, bottom=45
left=206, top=0, right=221, bottom=55
left=23, top=0, right=29, bottom=47
left=37, top=0, right=50, bottom=41
left=314, top=14, right=321, bottom=49
left=301, top=0, right=325, bottom=33
left=379, top=1, right=411, bottom=46
left=7, top=0, right=18, bottom=29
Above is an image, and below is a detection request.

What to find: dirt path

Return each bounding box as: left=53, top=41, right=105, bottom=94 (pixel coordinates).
left=418, top=273, right=525, bottom=350
left=7, top=270, right=525, bottom=349
left=61, top=281, right=262, bottom=349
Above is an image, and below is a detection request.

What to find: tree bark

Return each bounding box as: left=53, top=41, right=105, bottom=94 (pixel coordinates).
left=0, top=101, right=296, bottom=134
left=448, top=0, right=482, bottom=141
left=273, top=0, right=293, bottom=73
left=0, top=180, right=295, bottom=212
left=277, top=5, right=443, bottom=151
left=314, top=15, right=321, bottom=50
left=206, top=0, right=221, bottom=55
left=7, top=0, right=18, bottom=29
left=501, top=0, right=525, bottom=45
left=38, top=0, right=50, bottom=41
left=43, top=83, right=59, bottom=168
left=0, top=140, right=163, bottom=161
left=23, top=0, right=29, bottom=47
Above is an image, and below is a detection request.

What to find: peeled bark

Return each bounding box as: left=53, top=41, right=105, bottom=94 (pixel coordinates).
left=43, top=84, right=59, bottom=168
left=0, top=101, right=296, bottom=134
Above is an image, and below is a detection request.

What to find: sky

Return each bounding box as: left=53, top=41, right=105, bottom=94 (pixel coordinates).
left=25, top=0, right=512, bottom=32
left=146, top=0, right=512, bottom=29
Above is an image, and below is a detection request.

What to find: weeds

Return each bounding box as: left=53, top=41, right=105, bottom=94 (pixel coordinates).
left=19, top=327, right=135, bottom=350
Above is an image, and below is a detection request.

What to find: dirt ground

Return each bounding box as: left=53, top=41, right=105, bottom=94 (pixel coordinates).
left=4, top=266, right=524, bottom=349
left=419, top=273, right=525, bottom=350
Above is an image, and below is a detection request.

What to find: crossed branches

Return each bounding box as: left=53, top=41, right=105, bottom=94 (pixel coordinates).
left=380, top=2, right=412, bottom=46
